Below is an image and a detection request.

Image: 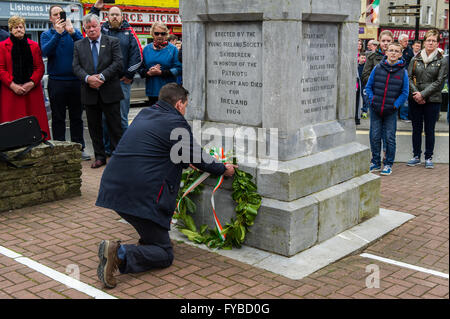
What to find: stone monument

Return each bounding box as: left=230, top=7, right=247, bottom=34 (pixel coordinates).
left=180, top=0, right=380, bottom=257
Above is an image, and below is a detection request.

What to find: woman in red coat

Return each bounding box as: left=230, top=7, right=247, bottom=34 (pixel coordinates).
left=0, top=16, right=50, bottom=140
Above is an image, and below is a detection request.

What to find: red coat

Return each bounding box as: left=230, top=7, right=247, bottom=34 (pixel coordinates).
left=0, top=38, right=50, bottom=140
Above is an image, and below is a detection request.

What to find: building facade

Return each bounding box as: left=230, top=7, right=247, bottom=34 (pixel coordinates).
left=435, top=0, right=449, bottom=52
left=358, top=0, right=379, bottom=42
left=80, top=0, right=180, bottom=48
left=377, top=0, right=448, bottom=52
left=0, top=0, right=83, bottom=44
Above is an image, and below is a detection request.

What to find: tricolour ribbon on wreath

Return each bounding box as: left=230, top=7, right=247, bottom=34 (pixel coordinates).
left=175, top=147, right=230, bottom=241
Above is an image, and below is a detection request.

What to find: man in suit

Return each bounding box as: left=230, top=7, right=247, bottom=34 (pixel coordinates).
left=73, top=13, right=124, bottom=168
left=95, top=83, right=237, bottom=289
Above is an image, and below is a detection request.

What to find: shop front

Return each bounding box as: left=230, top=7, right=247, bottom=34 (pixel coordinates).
left=81, top=0, right=181, bottom=48
left=380, top=27, right=430, bottom=42
left=381, top=27, right=449, bottom=53
left=0, top=0, right=83, bottom=44
left=358, top=24, right=378, bottom=40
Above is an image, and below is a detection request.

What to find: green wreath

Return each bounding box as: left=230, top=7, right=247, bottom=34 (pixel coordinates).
left=174, top=167, right=261, bottom=250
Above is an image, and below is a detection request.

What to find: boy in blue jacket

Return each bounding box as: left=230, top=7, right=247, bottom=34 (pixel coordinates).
left=365, top=43, right=409, bottom=176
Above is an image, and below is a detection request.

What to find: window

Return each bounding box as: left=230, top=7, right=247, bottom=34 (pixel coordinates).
left=404, top=9, right=410, bottom=24
left=423, top=6, right=432, bottom=25
left=389, top=2, right=396, bottom=23
left=445, top=9, right=449, bottom=29
left=427, top=6, right=433, bottom=25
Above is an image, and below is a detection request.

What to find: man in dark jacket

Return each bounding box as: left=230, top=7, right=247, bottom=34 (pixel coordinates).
left=72, top=13, right=124, bottom=169
left=91, top=0, right=143, bottom=155
left=95, top=83, right=237, bottom=289
left=41, top=5, right=91, bottom=161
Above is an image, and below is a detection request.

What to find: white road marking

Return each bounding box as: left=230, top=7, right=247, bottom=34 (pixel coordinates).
left=0, top=245, right=117, bottom=299
left=360, top=253, right=449, bottom=279
left=356, top=130, right=449, bottom=137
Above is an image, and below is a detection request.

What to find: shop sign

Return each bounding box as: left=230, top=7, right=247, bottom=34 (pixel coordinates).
left=358, top=26, right=378, bottom=39
left=80, top=0, right=179, bottom=8
left=382, top=28, right=427, bottom=40
left=0, top=1, right=82, bottom=21
left=98, top=11, right=181, bottom=25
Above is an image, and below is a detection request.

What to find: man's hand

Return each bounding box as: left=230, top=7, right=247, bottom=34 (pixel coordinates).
left=94, top=0, right=104, bottom=9
left=87, top=75, right=104, bottom=89
left=120, top=76, right=133, bottom=84
left=21, top=81, right=35, bottom=95
left=10, top=82, right=26, bottom=95
left=54, top=18, right=66, bottom=34
left=223, top=164, right=238, bottom=177
left=64, top=18, right=75, bottom=35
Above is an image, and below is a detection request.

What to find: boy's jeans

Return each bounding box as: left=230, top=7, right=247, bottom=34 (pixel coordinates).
left=369, top=107, right=398, bottom=167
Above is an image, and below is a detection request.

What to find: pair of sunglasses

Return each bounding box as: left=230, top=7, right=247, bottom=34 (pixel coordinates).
left=154, top=32, right=167, bottom=36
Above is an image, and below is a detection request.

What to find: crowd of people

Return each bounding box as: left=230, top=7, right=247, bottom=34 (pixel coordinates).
left=0, top=1, right=449, bottom=289
left=356, top=29, right=448, bottom=176
left=0, top=0, right=183, bottom=168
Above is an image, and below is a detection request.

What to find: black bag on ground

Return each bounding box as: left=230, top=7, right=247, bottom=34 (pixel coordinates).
left=0, top=116, right=52, bottom=168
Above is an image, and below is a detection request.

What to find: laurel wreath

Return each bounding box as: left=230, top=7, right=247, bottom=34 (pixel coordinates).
left=174, top=167, right=261, bottom=249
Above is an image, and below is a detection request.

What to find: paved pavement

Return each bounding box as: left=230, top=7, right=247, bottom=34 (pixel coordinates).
left=0, top=154, right=448, bottom=299
left=0, top=106, right=448, bottom=299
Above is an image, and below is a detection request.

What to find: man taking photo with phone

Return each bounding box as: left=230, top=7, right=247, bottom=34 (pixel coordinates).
left=40, top=6, right=91, bottom=161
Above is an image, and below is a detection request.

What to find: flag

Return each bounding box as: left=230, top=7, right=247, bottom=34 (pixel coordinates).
left=365, top=0, right=380, bottom=25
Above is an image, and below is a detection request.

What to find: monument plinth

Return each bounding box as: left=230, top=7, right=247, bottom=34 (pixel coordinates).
left=181, top=0, right=380, bottom=256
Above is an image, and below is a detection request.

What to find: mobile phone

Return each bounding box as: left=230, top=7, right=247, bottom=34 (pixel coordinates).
left=103, top=0, right=116, bottom=3
left=59, top=11, right=66, bottom=22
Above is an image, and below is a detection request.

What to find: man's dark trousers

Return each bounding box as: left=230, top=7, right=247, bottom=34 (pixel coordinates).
left=116, top=211, right=174, bottom=274
left=48, top=79, right=85, bottom=148
left=85, top=95, right=123, bottom=162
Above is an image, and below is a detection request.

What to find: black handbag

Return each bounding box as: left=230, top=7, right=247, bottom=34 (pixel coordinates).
left=0, top=116, right=53, bottom=168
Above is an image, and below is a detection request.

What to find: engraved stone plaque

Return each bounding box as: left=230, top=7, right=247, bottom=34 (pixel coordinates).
left=206, top=23, right=263, bottom=126
left=300, top=23, right=338, bottom=126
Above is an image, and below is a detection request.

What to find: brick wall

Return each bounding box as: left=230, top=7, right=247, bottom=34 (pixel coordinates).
left=0, top=141, right=82, bottom=212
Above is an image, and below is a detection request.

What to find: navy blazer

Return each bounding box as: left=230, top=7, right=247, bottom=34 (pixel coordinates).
left=96, top=100, right=226, bottom=229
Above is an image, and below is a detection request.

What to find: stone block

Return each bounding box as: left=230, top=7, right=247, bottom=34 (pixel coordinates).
left=357, top=173, right=381, bottom=222
left=245, top=196, right=319, bottom=256
left=257, top=142, right=370, bottom=201
left=315, top=176, right=368, bottom=243
left=0, top=141, right=82, bottom=213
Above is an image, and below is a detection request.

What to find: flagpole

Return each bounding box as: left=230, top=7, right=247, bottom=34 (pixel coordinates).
left=415, top=0, right=420, bottom=41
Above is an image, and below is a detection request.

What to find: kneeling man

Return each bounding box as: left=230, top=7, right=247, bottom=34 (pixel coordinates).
left=95, top=83, right=237, bottom=288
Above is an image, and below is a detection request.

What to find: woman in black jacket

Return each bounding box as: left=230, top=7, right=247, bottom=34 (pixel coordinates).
left=407, top=29, right=448, bottom=169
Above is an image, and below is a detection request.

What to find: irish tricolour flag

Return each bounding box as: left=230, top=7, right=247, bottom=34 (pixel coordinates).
left=366, top=0, right=380, bottom=25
